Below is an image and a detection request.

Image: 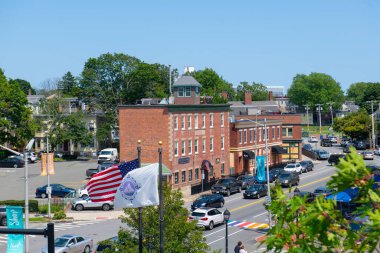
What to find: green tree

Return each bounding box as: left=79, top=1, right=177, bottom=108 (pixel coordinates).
left=265, top=149, right=380, bottom=252
left=332, top=109, right=371, bottom=140
left=288, top=73, right=345, bottom=110
left=190, top=68, right=234, bottom=102
left=111, top=184, right=209, bottom=253
left=236, top=82, right=268, bottom=101
left=0, top=69, right=36, bottom=149
left=347, top=82, right=380, bottom=113
left=9, top=78, right=36, bottom=95
left=58, top=71, right=80, bottom=97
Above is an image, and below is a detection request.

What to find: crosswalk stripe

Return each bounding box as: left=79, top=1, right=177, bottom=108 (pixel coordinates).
left=237, top=222, right=251, bottom=228
left=227, top=220, right=269, bottom=230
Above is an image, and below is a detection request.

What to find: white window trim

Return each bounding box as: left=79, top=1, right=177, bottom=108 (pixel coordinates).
left=259, top=127, right=262, bottom=142
left=221, top=136, right=225, bottom=150
left=202, top=138, right=206, bottom=153
left=174, top=115, right=178, bottom=130
left=221, top=113, right=224, bottom=127
left=174, top=140, right=179, bottom=157
left=187, top=114, right=192, bottom=129
left=194, top=114, right=199, bottom=129
left=272, top=126, right=275, bottom=140
left=239, top=130, right=243, bottom=144
left=188, top=169, right=193, bottom=182
left=210, top=137, right=214, bottom=152
left=188, top=139, right=192, bottom=155
left=202, top=114, right=206, bottom=129
left=181, top=115, right=185, bottom=130
left=195, top=139, right=199, bottom=154
left=277, top=126, right=281, bottom=139
left=181, top=140, right=186, bottom=156
left=210, top=113, right=214, bottom=128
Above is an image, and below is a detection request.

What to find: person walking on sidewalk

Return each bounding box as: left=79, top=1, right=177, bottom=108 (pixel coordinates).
left=234, top=241, right=242, bottom=253
left=239, top=245, right=248, bottom=253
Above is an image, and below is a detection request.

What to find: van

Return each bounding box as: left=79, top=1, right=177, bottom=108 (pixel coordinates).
left=97, top=148, right=118, bottom=164
left=328, top=154, right=346, bottom=165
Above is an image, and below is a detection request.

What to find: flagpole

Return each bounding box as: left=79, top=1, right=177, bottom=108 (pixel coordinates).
left=137, top=140, right=143, bottom=253
left=158, top=141, right=164, bottom=253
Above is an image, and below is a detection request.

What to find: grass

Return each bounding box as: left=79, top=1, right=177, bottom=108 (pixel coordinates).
left=303, top=126, right=338, bottom=135
left=29, top=217, right=49, bottom=222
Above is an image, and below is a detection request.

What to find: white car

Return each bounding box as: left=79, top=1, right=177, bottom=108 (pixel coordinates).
left=284, top=163, right=303, bottom=174
left=329, top=137, right=338, bottom=143
left=41, top=234, right=93, bottom=253
left=374, top=148, right=380, bottom=156
left=71, top=196, right=113, bottom=211
left=189, top=207, right=225, bottom=230
left=77, top=185, right=88, bottom=198
left=308, top=136, right=318, bottom=143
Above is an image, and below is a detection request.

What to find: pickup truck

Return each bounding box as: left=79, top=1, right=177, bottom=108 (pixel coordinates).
left=86, top=162, right=117, bottom=178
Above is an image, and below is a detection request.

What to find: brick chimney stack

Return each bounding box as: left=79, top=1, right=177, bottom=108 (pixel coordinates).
left=244, top=92, right=252, bottom=105
left=268, top=91, right=273, bottom=101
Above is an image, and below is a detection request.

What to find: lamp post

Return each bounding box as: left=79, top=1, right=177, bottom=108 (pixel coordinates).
left=223, top=209, right=231, bottom=253
left=45, top=132, right=52, bottom=219
left=158, top=141, right=164, bottom=253
left=304, top=105, right=310, bottom=133
left=137, top=140, right=143, bottom=253
left=316, top=104, right=323, bottom=137
left=366, top=101, right=377, bottom=149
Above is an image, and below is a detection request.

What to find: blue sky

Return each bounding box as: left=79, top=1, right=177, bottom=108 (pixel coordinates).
left=1, top=1, right=379, bottom=92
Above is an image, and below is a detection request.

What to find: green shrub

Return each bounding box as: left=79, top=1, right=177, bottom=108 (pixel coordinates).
left=38, top=204, right=64, bottom=214
left=0, top=200, right=39, bottom=212
left=52, top=210, right=66, bottom=220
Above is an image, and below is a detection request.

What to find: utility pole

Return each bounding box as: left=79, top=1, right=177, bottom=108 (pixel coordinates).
left=169, top=65, right=172, bottom=97
left=327, top=102, right=334, bottom=126
left=304, top=105, right=310, bottom=133
left=316, top=104, right=323, bottom=137
left=366, top=101, right=377, bottom=149
left=46, top=133, right=51, bottom=219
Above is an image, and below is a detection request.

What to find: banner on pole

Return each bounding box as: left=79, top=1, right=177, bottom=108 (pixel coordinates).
left=6, top=206, right=24, bottom=253
left=41, top=153, right=54, bottom=176
left=256, top=156, right=266, bottom=182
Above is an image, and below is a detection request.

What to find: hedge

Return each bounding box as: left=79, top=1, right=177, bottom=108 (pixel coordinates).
left=0, top=200, right=39, bottom=212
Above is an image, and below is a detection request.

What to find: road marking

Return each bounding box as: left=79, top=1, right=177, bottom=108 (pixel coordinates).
left=253, top=212, right=267, bottom=218
left=207, top=229, right=244, bottom=245
left=204, top=227, right=226, bottom=237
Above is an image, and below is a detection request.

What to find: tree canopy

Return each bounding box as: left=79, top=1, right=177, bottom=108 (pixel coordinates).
left=58, top=71, right=80, bottom=97
left=332, top=109, right=371, bottom=140
left=9, top=78, right=35, bottom=95
left=265, top=149, right=380, bottom=252
left=287, top=73, right=345, bottom=110
left=347, top=82, right=380, bottom=113
left=236, top=81, right=269, bottom=101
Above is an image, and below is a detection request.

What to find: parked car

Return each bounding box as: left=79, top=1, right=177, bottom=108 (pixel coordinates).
left=71, top=196, right=113, bottom=211
left=41, top=234, right=93, bottom=253
left=278, top=172, right=300, bottom=187
left=302, top=144, right=313, bottom=152
left=308, top=136, right=318, bottom=143
left=86, top=162, right=117, bottom=178
left=321, top=138, right=333, bottom=147
left=294, top=191, right=316, bottom=203
left=314, top=149, right=330, bottom=160
left=0, top=157, right=25, bottom=168
left=211, top=178, right=241, bottom=196
left=20, top=152, right=37, bottom=163
left=313, top=186, right=335, bottom=197
left=97, top=148, right=119, bottom=164
left=329, top=136, right=338, bottom=144
left=354, top=141, right=366, bottom=150
left=94, top=236, right=118, bottom=253
left=191, top=194, right=225, bottom=210
left=77, top=185, right=88, bottom=198
left=284, top=163, right=303, bottom=174
left=361, top=151, right=374, bottom=160
left=269, top=167, right=284, bottom=180
left=374, top=148, right=380, bottom=155
left=0, top=206, right=7, bottom=226
left=299, top=160, right=314, bottom=172
left=243, top=184, right=267, bottom=199
left=328, top=154, right=346, bottom=165
left=189, top=207, right=225, bottom=230
left=236, top=175, right=255, bottom=189
left=36, top=184, right=76, bottom=198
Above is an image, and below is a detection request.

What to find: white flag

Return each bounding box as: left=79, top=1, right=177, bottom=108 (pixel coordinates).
left=114, top=163, right=159, bottom=209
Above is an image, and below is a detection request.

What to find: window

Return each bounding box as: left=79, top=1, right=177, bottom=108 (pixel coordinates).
left=221, top=113, right=224, bottom=127
left=181, top=115, right=185, bottom=130
left=210, top=114, right=213, bottom=128
left=188, top=169, right=193, bottom=181
left=202, top=138, right=206, bottom=153
left=282, top=128, right=287, bottom=137
left=254, top=129, right=256, bottom=143
left=221, top=136, right=225, bottom=150
left=210, top=137, right=214, bottom=152
left=174, top=116, right=178, bottom=130
left=187, top=115, right=192, bottom=129
left=178, top=87, right=184, bottom=97
left=244, top=130, right=247, bottom=143
left=194, top=114, right=199, bottom=129
left=185, top=87, right=191, bottom=97
left=221, top=163, right=225, bottom=175
left=288, top=128, right=293, bottom=137
left=195, top=139, right=199, bottom=154
left=174, top=172, right=179, bottom=184
left=195, top=168, right=199, bottom=180
left=181, top=140, right=186, bottom=155
left=278, top=127, right=281, bottom=139
left=182, top=171, right=186, bottom=183
left=249, top=129, right=253, bottom=143
left=188, top=140, right=192, bottom=155
left=174, top=141, right=178, bottom=156
left=282, top=127, right=293, bottom=137
left=259, top=128, right=262, bottom=141
left=272, top=127, right=275, bottom=139
left=239, top=130, right=242, bottom=144
left=202, top=114, right=206, bottom=128
left=262, top=128, right=266, bottom=140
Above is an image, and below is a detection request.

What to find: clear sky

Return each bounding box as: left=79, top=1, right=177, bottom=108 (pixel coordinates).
left=1, top=0, right=379, bottom=92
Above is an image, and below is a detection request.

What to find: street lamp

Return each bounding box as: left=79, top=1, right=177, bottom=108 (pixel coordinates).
left=44, top=131, right=52, bottom=219
left=316, top=104, right=323, bottom=137
left=223, top=209, right=231, bottom=253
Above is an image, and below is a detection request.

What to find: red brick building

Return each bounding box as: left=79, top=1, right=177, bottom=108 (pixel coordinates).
left=118, top=76, right=230, bottom=195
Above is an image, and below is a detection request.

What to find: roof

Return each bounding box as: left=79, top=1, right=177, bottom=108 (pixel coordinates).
left=27, top=95, right=45, bottom=105
left=173, top=75, right=201, bottom=87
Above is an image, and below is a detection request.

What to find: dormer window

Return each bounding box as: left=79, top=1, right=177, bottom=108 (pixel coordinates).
left=178, top=87, right=191, bottom=97
left=185, top=87, right=191, bottom=97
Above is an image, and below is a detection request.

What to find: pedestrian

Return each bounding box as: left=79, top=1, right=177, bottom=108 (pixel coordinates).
left=239, top=245, right=248, bottom=253
left=234, top=241, right=242, bottom=253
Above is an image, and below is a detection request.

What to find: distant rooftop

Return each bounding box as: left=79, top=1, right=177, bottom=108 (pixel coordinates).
left=173, top=75, right=201, bottom=87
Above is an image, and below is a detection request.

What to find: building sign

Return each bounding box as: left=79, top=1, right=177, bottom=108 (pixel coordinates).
left=178, top=157, right=190, bottom=164
left=6, top=206, right=24, bottom=253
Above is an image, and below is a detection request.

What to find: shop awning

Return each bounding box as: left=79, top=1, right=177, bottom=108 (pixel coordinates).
left=271, top=146, right=287, bottom=154
left=243, top=150, right=255, bottom=159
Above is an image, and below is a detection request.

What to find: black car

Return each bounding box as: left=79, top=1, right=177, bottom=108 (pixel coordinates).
left=328, top=154, right=346, bottom=165
left=321, top=138, right=333, bottom=147
left=313, top=186, right=335, bottom=197
left=299, top=160, right=313, bottom=173
left=302, top=144, right=313, bottom=152
left=294, top=191, right=316, bottom=203
left=269, top=168, right=284, bottom=180
left=278, top=172, right=299, bottom=187
left=354, top=141, right=366, bottom=150
left=243, top=184, right=267, bottom=199
left=343, top=144, right=353, bottom=153
left=35, top=184, right=76, bottom=198
left=0, top=157, right=25, bottom=168
left=236, top=175, right=255, bottom=189
left=211, top=178, right=241, bottom=196
left=191, top=194, right=225, bottom=210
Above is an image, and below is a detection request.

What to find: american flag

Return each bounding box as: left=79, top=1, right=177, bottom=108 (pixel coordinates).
left=86, top=159, right=139, bottom=202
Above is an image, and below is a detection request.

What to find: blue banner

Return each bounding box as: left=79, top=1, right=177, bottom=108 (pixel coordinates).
left=6, top=206, right=24, bottom=253
left=256, top=156, right=266, bottom=182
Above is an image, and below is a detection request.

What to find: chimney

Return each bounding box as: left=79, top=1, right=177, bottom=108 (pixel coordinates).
left=244, top=92, right=252, bottom=105
left=221, top=91, right=228, bottom=100
left=268, top=91, right=273, bottom=101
